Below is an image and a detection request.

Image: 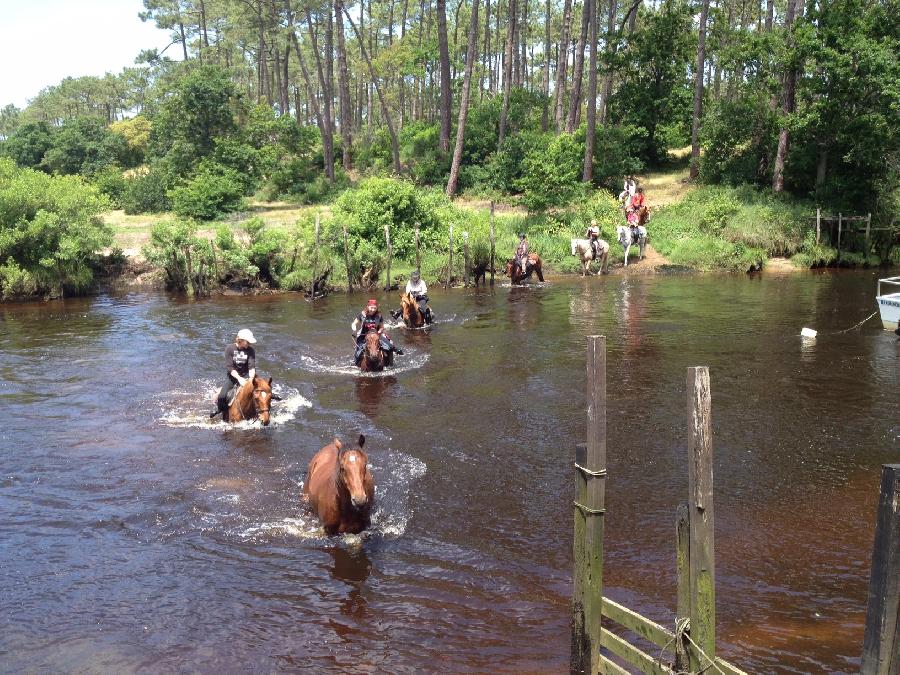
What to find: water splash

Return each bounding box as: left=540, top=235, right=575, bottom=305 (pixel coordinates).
left=299, top=352, right=430, bottom=378
left=159, top=381, right=311, bottom=429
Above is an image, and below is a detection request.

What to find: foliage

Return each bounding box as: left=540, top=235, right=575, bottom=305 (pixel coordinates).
left=142, top=219, right=213, bottom=293
left=93, top=166, right=128, bottom=207
left=42, top=117, right=130, bottom=176
left=109, top=115, right=152, bottom=165
left=518, top=132, right=585, bottom=212
left=169, top=162, right=246, bottom=220
left=121, top=167, right=174, bottom=214
left=0, top=158, right=112, bottom=298
left=1, top=122, right=55, bottom=169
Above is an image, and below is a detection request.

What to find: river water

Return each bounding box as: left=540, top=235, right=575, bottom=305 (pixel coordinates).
left=1, top=270, right=897, bottom=673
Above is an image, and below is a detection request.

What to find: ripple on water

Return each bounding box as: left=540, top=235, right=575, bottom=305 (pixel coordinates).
left=298, top=352, right=430, bottom=378
left=157, top=381, right=311, bottom=429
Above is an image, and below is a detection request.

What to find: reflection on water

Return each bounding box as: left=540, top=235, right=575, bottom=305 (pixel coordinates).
left=0, top=273, right=897, bottom=672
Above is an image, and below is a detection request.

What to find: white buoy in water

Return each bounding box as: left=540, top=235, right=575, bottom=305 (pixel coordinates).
left=801, top=327, right=818, bottom=338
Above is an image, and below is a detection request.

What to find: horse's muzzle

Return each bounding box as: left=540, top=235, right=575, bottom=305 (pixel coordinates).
left=350, top=494, right=369, bottom=509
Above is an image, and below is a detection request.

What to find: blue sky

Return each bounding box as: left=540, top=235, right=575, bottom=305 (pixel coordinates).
left=0, top=0, right=177, bottom=109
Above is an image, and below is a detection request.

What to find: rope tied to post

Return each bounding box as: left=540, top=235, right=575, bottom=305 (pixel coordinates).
left=574, top=462, right=607, bottom=477
left=573, top=501, right=605, bottom=516
left=655, top=618, right=728, bottom=675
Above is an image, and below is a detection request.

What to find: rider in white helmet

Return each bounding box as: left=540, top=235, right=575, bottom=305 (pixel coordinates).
left=584, top=219, right=607, bottom=259
left=212, top=328, right=257, bottom=418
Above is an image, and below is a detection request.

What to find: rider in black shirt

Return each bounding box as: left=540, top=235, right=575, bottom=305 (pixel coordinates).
left=211, top=329, right=257, bottom=418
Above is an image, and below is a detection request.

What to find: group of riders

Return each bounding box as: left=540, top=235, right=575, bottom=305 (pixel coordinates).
left=211, top=178, right=648, bottom=417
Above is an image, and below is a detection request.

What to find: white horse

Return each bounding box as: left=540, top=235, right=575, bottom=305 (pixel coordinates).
left=570, top=238, right=610, bottom=276
left=616, top=225, right=647, bottom=267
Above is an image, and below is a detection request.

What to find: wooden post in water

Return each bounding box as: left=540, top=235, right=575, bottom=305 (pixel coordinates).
left=687, top=366, right=716, bottom=673
left=415, top=224, right=421, bottom=275
left=446, top=224, right=454, bottom=288
left=675, top=503, right=692, bottom=672
left=489, top=202, right=496, bottom=287
left=837, top=213, right=843, bottom=256
left=463, top=231, right=470, bottom=287
left=865, top=213, right=872, bottom=255
left=816, top=207, right=821, bottom=245
left=572, top=335, right=607, bottom=674
left=311, top=213, right=320, bottom=297
left=384, top=223, right=392, bottom=291
left=861, top=464, right=900, bottom=675
left=343, top=223, right=352, bottom=291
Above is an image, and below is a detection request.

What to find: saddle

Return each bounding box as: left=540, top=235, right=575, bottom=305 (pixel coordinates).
left=590, top=241, right=603, bottom=259
left=225, top=384, right=240, bottom=406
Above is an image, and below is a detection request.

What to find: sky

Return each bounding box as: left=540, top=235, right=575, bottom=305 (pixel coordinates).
left=0, top=0, right=178, bottom=109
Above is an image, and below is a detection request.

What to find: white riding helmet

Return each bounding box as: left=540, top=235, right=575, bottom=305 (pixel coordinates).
left=236, top=328, right=257, bottom=344
left=589, top=226, right=600, bottom=236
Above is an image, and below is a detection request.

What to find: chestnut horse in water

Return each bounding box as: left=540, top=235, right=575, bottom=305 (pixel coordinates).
left=224, top=376, right=275, bottom=425
left=303, top=435, right=374, bottom=535
left=357, top=331, right=394, bottom=372
left=400, top=291, right=426, bottom=328
left=505, top=253, right=545, bottom=284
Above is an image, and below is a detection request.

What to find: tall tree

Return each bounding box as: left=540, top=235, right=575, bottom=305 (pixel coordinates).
left=335, top=0, right=353, bottom=169
left=437, top=0, right=453, bottom=151
left=566, top=1, right=589, bottom=132
left=689, top=0, right=711, bottom=179
left=498, top=0, right=518, bottom=148
left=447, top=0, right=481, bottom=195
left=541, top=0, right=551, bottom=129
left=582, top=0, right=597, bottom=180
left=772, top=0, right=800, bottom=192
left=554, top=0, right=574, bottom=130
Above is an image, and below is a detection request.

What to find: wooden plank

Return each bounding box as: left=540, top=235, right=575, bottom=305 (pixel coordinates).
left=342, top=223, right=352, bottom=291
left=600, top=628, right=674, bottom=675
left=861, top=464, right=900, bottom=675
left=687, top=366, right=716, bottom=673
left=573, top=336, right=607, bottom=674
left=816, top=207, right=820, bottom=245
left=415, top=225, right=421, bottom=274
left=463, top=231, right=470, bottom=287
left=383, top=223, right=392, bottom=291
left=599, top=653, right=631, bottom=675
left=601, top=596, right=673, bottom=648
left=865, top=213, right=872, bottom=253
left=446, top=224, right=454, bottom=288
left=489, top=202, right=496, bottom=287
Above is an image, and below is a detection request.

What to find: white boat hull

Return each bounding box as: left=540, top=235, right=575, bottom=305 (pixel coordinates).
left=877, top=277, right=900, bottom=331
left=877, top=293, right=900, bottom=330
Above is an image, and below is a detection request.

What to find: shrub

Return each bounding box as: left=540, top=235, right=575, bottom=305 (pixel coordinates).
left=121, top=167, right=173, bottom=214
left=0, top=157, right=112, bottom=298
left=143, top=219, right=214, bottom=293
left=169, top=162, right=245, bottom=220
left=518, top=132, right=585, bottom=212
left=93, top=166, right=127, bottom=207
left=2, top=122, right=55, bottom=170
left=41, top=117, right=130, bottom=177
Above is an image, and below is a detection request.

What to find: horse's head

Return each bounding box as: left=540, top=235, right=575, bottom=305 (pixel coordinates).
left=400, top=291, right=418, bottom=323
left=616, top=225, right=630, bottom=247
left=339, top=434, right=370, bottom=510
left=504, top=259, right=515, bottom=277
left=363, top=331, right=384, bottom=368
left=251, top=376, right=273, bottom=426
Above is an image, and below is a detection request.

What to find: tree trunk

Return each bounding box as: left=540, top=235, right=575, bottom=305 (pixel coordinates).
left=291, top=29, right=327, bottom=142
left=582, top=0, right=597, bottom=181
left=554, top=0, right=573, bottom=130
left=689, top=0, right=710, bottom=179
left=542, top=0, right=551, bottom=129
left=772, top=0, right=799, bottom=192
left=342, top=5, right=402, bottom=172
left=498, top=0, right=517, bottom=148
left=566, top=1, right=589, bottom=132
left=437, top=0, right=452, bottom=151
left=483, top=0, right=492, bottom=95
left=520, top=0, right=529, bottom=87
left=447, top=0, right=481, bottom=196
left=598, top=0, right=617, bottom=124
left=306, top=12, right=336, bottom=180
left=336, top=0, right=353, bottom=169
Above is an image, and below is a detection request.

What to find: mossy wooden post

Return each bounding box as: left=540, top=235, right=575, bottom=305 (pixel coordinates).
left=687, top=366, right=715, bottom=673
left=572, top=335, right=606, bottom=674
left=446, top=224, right=454, bottom=288
left=343, top=223, right=352, bottom=291
left=816, top=207, right=821, bottom=245
left=675, top=503, right=691, bottom=671
left=865, top=213, right=872, bottom=254
left=463, top=231, right=470, bottom=287
left=311, top=214, right=320, bottom=297
left=489, top=202, right=496, bottom=287
left=861, top=464, right=900, bottom=675
left=415, top=224, right=421, bottom=275
left=837, top=213, right=843, bottom=257
left=384, top=223, right=392, bottom=291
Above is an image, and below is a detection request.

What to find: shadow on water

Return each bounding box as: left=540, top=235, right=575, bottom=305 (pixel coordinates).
left=324, top=544, right=373, bottom=621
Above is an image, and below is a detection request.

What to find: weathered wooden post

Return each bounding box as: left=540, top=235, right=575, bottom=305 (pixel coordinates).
left=675, top=503, right=692, bottom=671
left=865, top=213, right=872, bottom=255
left=384, top=223, right=392, bottom=291
left=415, top=224, right=421, bottom=275
left=861, top=464, right=900, bottom=675
left=838, top=213, right=843, bottom=256
left=311, top=213, right=320, bottom=297
left=489, top=202, right=496, bottom=287
left=446, top=224, right=454, bottom=288
left=572, top=335, right=606, bottom=674
left=343, top=223, right=352, bottom=291
left=463, top=231, right=470, bottom=287
left=687, top=366, right=716, bottom=673
left=816, top=207, right=821, bottom=245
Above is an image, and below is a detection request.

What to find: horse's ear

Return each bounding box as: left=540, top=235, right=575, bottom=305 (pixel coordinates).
left=267, top=377, right=272, bottom=386
left=358, top=434, right=365, bottom=448
left=333, top=438, right=343, bottom=450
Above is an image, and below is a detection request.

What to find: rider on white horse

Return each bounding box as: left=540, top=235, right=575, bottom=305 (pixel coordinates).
left=584, top=220, right=608, bottom=260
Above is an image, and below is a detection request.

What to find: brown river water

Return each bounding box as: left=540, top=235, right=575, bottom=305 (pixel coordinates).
left=1, top=270, right=897, bottom=673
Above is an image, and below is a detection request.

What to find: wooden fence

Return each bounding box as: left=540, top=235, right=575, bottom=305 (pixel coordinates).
left=573, top=336, right=900, bottom=674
